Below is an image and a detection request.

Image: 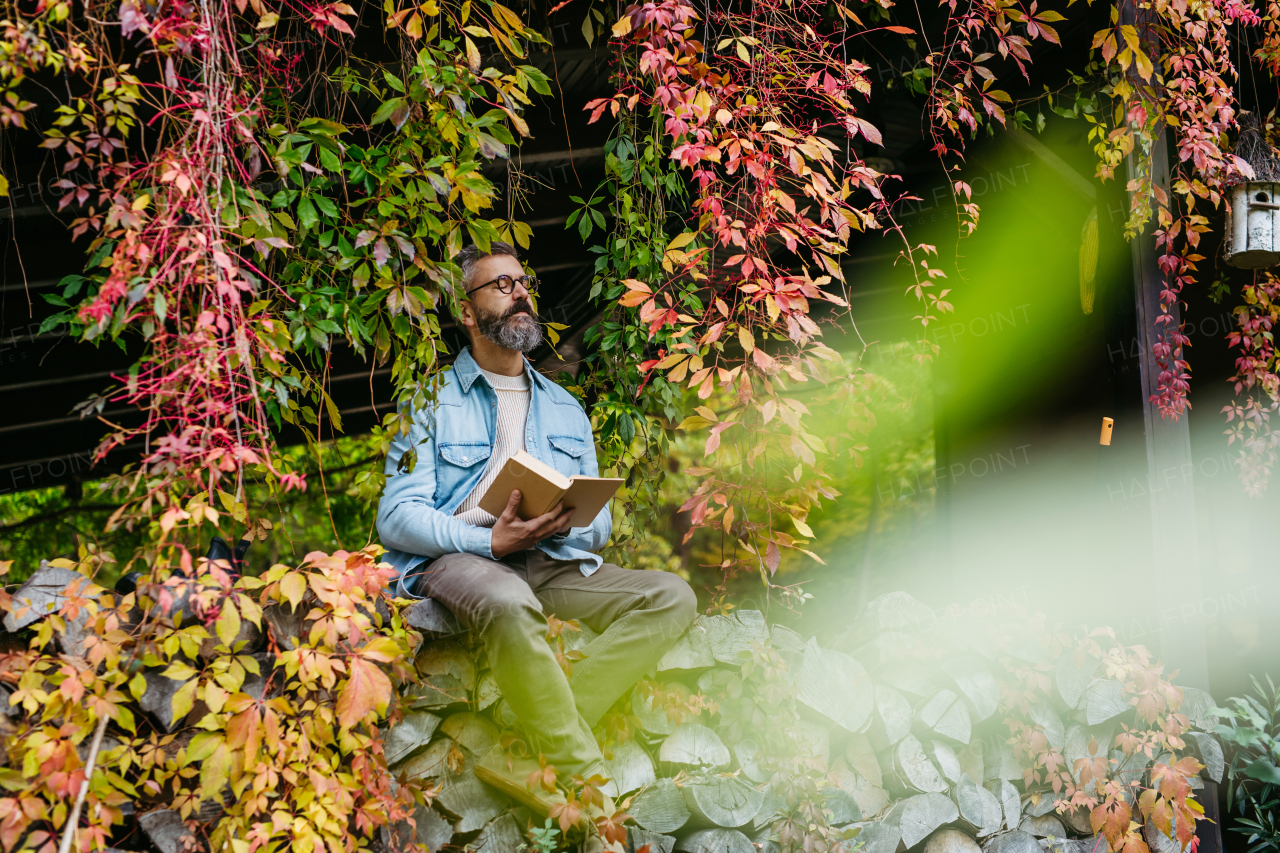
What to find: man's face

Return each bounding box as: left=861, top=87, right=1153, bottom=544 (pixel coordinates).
left=461, top=253, right=542, bottom=353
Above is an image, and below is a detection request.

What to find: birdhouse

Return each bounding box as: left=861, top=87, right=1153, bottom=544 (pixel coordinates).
left=1225, top=113, right=1280, bottom=269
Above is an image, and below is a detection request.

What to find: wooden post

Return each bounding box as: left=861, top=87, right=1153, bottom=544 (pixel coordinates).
left=1121, top=0, right=1211, bottom=693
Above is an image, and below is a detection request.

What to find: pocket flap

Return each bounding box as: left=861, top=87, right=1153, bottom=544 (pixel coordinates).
left=548, top=435, right=587, bottom=458
left=439, top=443, right=492, bottom=467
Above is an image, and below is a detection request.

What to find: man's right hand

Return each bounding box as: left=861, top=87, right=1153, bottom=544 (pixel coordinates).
left=490, top=490, right=575, bottom=559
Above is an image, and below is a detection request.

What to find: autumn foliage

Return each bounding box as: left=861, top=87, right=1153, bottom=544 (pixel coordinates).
left=0, top=545, right=425, bottom=853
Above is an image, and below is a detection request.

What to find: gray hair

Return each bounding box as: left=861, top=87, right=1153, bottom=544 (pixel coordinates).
left=455, top=241, right=519, bottom=293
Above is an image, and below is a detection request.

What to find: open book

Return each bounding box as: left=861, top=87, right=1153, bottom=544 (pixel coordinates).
left=478, top=450, right=622, bottom=528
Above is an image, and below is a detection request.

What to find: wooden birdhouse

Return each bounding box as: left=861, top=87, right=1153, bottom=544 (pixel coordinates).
left=1225, top=113, right=1280, bottom=269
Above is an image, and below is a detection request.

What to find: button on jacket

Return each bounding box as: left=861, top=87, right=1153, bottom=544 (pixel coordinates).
left=376, top=347, right=612, bottom=597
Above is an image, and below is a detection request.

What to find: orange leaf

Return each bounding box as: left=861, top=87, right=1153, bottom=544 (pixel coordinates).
left=336, top=656, right=392, bottom=728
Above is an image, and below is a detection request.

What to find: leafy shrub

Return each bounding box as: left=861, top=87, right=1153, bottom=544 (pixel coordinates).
left=0, top=547, right=428, bottom=853
left=1215, top=677, right=1280, bottom=853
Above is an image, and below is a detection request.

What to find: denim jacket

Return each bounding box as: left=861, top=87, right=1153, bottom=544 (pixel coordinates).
left=376, top=347, right=612, bottom=597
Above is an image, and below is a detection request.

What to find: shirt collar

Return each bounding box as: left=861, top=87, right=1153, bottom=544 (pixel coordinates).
left=455, top=346, right=552, bottom=395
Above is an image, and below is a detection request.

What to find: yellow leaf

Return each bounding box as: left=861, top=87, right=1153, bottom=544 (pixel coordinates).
left=217, top=601, right=242, bottom=648
left=0, top=174, right=8, bottom=197
left=280, top=573, right=306, bottom=610
left=501, top=106, right=530, bottom=137
left=465, top=36, right=481, bottom=71
left=238, top=594, right=263, bottom=628
left=792, top=516, right=814, bottom=537
left=1134, top=49, right=1153, bottom=80
left=491, top=2, right=524, bottom=31
left=257, top=11, right=278, bottom=27
left=676, top=416, right=715, bottom=431
left=667, top=232, right=697, bottom=250
left=611, top=14, right=632, bottom=36
left=694, top=406, right=718, bottom=422
left=204, top=681, right=228, bottom=715
left=170, top=678, right=198, bottom=722
left=738, top=325, right=755, bottom=354
left=163, top=661, right=200, bottom=680
left=199, top=742, right=237, bottom=797
left=360, top=636, right=402, bottom=662
left=1119, top=24, right=1140, bottom=52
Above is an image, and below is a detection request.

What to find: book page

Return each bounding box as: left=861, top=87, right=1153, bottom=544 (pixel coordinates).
left=561, top=476, right=624, bottom=527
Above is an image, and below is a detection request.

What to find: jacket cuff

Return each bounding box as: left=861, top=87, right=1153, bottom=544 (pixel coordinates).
left=468, top=524, right=496, bottom=560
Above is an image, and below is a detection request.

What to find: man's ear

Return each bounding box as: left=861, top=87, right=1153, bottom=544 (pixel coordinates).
left=457, top=299, right=476, bottom=329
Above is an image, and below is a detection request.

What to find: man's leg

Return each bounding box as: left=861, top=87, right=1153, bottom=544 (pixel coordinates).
left=416, top=552, right=602, bottom=774
left=526, top=555, right=698, bottom=727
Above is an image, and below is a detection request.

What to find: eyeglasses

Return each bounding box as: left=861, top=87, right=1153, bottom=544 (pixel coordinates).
left=465, top=274, right=540, bottom=297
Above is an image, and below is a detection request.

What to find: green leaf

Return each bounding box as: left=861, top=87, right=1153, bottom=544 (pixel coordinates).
left=371, top=97, right=405, bottom=125
left=352, top=263, right=370, bottom=290
left=314, top=196, right=338, bottom=219
left=319, top=145, right=342, bottom=171
left=0, top=769, right=26, bottom=791
left=297, top=197, right=318, bottom=230
left=1244, top=759, right=1280, bottom=786
left=184, top=732, right=223, bottom=765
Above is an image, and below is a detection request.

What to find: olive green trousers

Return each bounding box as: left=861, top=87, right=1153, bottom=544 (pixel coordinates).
left=410, top=549, right=697, bottom=774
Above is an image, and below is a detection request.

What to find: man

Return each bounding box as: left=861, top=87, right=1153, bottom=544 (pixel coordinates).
left=376, top=242, right=697, bottom=813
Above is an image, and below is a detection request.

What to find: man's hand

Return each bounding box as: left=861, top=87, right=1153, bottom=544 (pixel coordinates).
left=491, top=490, right=574, bottom=559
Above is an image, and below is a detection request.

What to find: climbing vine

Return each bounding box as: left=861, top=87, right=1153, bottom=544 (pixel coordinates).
left=570, top=0, right=945, bottom=600
left=5, top=0, right=548, bottom=558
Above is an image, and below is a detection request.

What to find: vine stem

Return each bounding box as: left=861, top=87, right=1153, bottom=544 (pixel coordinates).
left=58, top=712, right=110, bottom=853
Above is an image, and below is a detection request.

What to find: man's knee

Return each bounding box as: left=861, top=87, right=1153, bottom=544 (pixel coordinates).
left=458, top=576, right=543, bottom=636
left=648, top=572, right=698, bottom=635
left=435, top=560, right=540, bottom=635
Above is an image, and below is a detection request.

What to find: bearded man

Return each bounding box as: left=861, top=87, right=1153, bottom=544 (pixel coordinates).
left=376, top=242, right=697, bottom=813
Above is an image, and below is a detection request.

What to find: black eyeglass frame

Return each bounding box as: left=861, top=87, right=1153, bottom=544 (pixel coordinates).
left=465, top=274, right=540, bottom=297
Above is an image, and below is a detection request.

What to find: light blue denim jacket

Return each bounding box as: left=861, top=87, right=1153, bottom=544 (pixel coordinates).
left=376, top=347, right=611, bottom=597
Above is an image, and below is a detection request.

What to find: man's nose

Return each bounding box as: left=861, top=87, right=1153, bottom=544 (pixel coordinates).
left=511, top=277, right=531, bottom=298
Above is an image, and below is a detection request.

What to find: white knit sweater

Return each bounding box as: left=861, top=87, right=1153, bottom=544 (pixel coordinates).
left=454, top=368, right=530, bottom=527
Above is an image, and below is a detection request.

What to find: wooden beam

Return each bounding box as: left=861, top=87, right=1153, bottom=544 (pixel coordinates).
left=1124, top=122, right=1211, bottom=691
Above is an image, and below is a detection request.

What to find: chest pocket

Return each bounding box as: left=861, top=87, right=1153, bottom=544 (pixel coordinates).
left=547, top=435, right=586, bottom=477
left=435, top=442, right=492, bottom=505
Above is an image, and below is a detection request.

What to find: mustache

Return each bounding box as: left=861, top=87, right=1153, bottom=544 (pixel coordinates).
left=502, top=298, right=538, bottom=321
